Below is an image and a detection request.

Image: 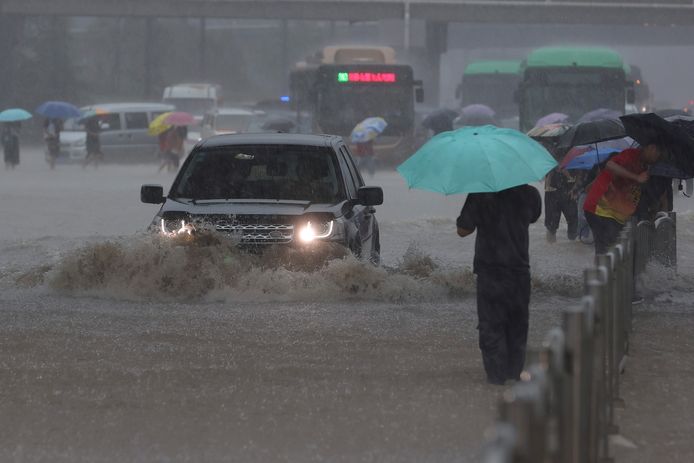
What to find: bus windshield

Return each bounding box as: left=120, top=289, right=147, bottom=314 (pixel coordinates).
left=316, top=85, right=413, bottom=135
left=461, top=74, right=519, bottom=118
left=520, top=69, right=625, bottom=128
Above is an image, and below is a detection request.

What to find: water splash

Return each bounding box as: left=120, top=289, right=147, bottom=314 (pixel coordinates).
left=29, top=236, right=474, bottom=303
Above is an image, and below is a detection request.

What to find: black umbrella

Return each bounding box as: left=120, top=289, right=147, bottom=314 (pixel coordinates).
left=422, top=108, right=458, bottom=134
left=557, top=118, right=626, bottom=149
left=621, top=113, right=694, bottom=175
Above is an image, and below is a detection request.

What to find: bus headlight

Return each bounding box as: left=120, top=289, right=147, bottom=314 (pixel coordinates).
left=298, top=220, right=334, bottom=243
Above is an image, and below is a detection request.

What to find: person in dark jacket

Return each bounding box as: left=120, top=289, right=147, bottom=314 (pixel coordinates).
left=544, top=168, right=580, bottom=242
left=83, top=117, right=103, bottom=169
left=456, top=184, right=542, bottom=385
left=1, top=121, right=20, bottom=170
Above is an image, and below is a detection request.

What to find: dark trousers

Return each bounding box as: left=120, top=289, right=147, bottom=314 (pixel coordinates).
left=476, top=270, right=531, bottom=384
left=545, top=190, right=578, bottom=240
left=585, top=211, right=624, bottom=255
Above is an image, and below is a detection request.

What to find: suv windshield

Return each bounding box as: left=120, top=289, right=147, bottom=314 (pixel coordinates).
left=172, top=144, right=346, bottom=204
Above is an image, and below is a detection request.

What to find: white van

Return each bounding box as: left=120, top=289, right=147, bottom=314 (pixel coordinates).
left=162, top=83, right=222, bottom=120
left=60, top=103, right=175, bottom=162
left=200, top=107, right=265, bottom=139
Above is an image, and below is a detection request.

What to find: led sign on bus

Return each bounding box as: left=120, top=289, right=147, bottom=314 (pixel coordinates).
left=337, top=72, right=397, bottom=83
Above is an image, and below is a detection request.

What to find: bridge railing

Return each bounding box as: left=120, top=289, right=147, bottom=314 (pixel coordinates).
left=481, top=212, right=677, bottom=463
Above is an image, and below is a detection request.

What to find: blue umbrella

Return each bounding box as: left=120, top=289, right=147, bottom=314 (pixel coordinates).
left=351, top=117, right=387, bottom=143
left=0, top=108, right=32, bottom=122
left=564, top=147, right=620, bottom=170
left=397, top=125, right=557, bottom=195
left=36, top=101, right=82, bottom=119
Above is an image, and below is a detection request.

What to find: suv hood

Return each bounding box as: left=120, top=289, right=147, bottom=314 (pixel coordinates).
left=160, top=198, right=344, bottom=217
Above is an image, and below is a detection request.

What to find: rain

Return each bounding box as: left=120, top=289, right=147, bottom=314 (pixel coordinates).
left=1, top=2, right=694, bottom=462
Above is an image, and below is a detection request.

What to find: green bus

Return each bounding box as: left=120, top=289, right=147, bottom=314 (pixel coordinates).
left=456, top=60, right=521, bottom=120
left=517, top=47, right=634, bottom=131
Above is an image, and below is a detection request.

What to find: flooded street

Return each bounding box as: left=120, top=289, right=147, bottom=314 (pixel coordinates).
left=0, top=149, right=693, bottom=461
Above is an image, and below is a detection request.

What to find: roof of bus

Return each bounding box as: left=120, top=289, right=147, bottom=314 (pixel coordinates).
left=524, top=47, right=625, bottom=70
left=463, top=60, right=521, bottom=76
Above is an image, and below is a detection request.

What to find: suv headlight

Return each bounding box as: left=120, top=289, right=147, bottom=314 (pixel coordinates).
left=298, top=220, right=336, bottom=243
left=160, top=218, right=195, bottom=237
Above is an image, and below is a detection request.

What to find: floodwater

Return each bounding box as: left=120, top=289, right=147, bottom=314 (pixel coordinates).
left=1, top=149, right=693, bottom=461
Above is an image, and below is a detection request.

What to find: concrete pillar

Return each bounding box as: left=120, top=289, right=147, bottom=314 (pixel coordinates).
left=144, top=17, right=154, bottom=98
left=0, top=13, right=24, bottom=106
left=281, top=19, right=289, bottom=86
left=199, top=17, right=207, bottom=79
left=424, top=21, right=448, bottom=106
left=49, top=15, right=65, bottom=98
left=113, top=17, right=124, bottom=95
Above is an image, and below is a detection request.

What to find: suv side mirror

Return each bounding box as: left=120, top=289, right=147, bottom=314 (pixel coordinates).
left=357, top=186, right=383, bottom=206
left=141, top=184, right=165, bottom=204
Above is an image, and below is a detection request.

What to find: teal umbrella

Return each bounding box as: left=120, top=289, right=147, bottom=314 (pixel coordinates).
left=397, top=125, right=557, bottom=195
left=0, top=108, right=32, bottom=122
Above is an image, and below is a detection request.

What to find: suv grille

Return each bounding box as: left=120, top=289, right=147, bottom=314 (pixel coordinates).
left=214, top=222, right=294, bottom=244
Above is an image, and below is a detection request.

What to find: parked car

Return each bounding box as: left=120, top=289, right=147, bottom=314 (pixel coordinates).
left=141, top=133, right=383, bottom=263
left=60, top=103, right=174, bottom=162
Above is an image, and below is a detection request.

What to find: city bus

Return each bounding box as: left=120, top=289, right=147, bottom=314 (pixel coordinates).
left=456, top=60, right=521, bottom=121
left=517, top=47, right=634, bottom=132
left=289, top=46, right=424, bottom=164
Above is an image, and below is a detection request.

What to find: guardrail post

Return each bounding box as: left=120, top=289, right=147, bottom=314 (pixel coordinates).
left=634, top=220, right=654, bottom=275
left=619, top=229, right=634, bottom=340
left=563, top=297, right=594, bottom=463
left=609, top=247, right=627, bottom=410
left=481, top=423, right=516, bottom=463
left=596, top=253, right=619, bottom=433
left=584, top=268, right=612, bottom=462
left=654, top=212, right=677, bottom=269
left=540, top=328, right=567, bottom=463
left=668, top=211, right=677, bottom=269
left=500, top=378, right=547, bottom=462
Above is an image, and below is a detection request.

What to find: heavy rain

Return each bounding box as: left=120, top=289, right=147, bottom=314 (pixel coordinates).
left=1, top=1, right=694, bottom=462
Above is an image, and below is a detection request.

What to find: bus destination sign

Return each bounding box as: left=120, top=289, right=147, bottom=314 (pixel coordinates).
left=337, top=72, right=397, bottom=83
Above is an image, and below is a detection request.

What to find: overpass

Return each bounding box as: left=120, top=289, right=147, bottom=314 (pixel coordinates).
left=2, top=0, right=693, bottom=106
left=2, top=0, right=694, bottom=25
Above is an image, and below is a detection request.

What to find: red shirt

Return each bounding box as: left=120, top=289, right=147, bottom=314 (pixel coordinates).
left=584, top=148, right=646, bottom=224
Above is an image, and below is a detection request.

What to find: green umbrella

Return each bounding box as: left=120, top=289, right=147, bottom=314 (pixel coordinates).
left=397, top=125, right=557, bottom=195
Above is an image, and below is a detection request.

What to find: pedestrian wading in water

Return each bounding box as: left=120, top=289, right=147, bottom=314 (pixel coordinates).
left=583, top=144, right=662, bottom=255
left=456, top=184, right=542, bottom=385
left=1, top=121, right=21, bottom=170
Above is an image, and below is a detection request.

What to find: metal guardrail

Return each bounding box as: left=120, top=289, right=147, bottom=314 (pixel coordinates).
left=482, top=212, right=677, bottom=463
